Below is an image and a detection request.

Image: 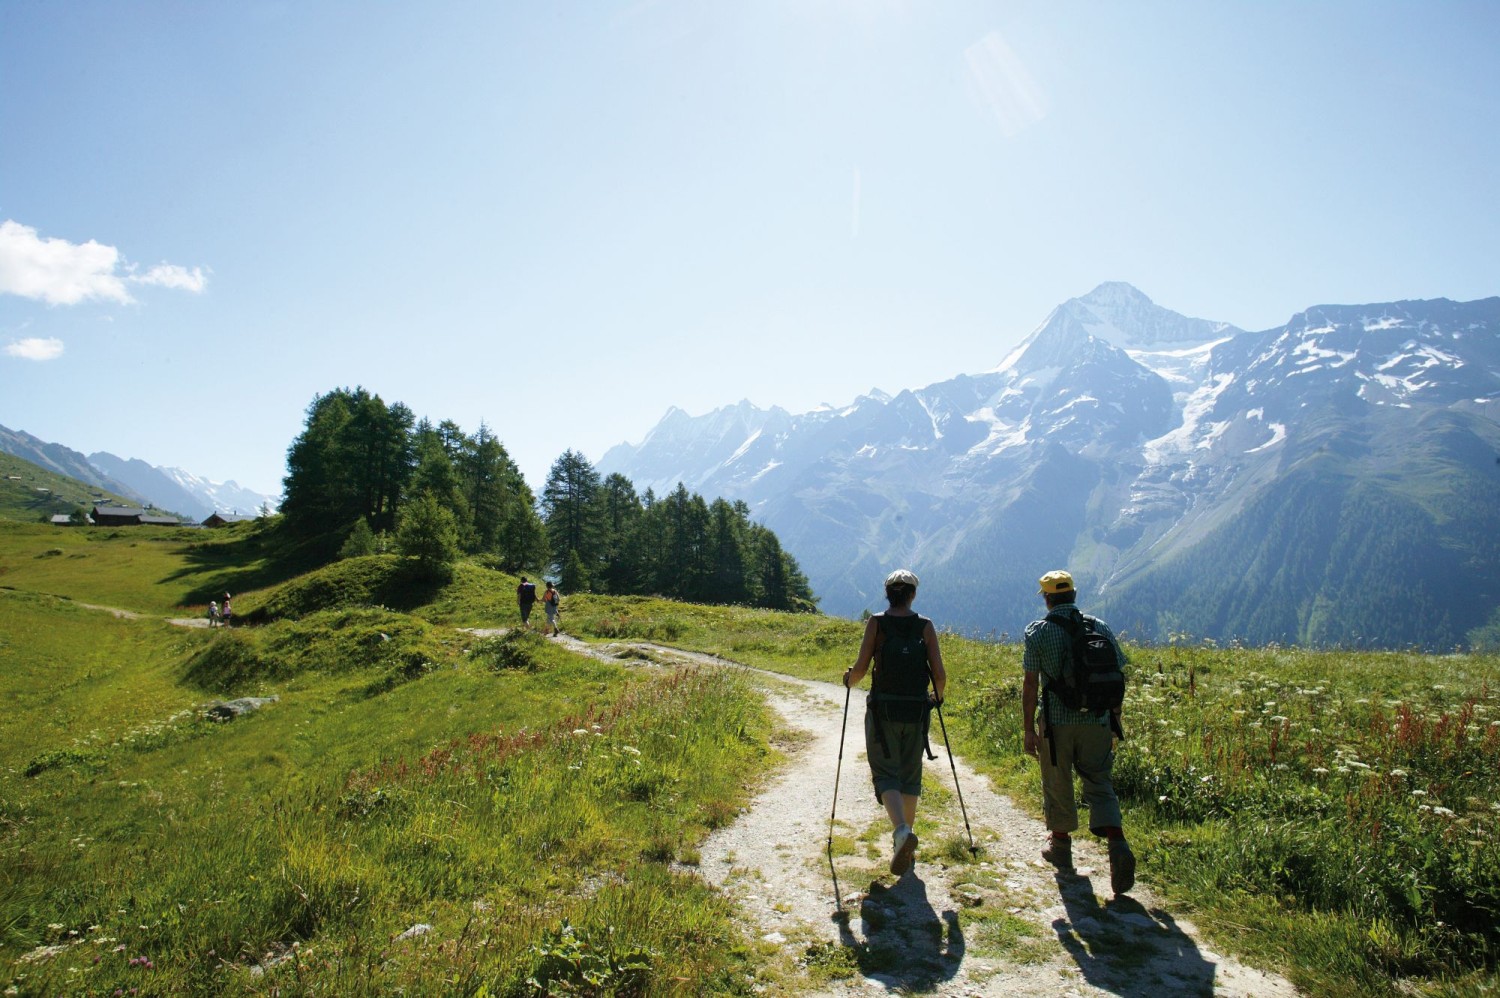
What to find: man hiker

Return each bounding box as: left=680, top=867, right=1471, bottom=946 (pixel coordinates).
left=542, top=580, right=561, bottom=636
left=516, top=577, right=538, bottom=628
left=843, top=569, right=947, bottom=877
left=1022, top=569, right=1135, bottom=894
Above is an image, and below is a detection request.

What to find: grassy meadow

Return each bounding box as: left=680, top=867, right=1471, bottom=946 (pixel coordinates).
left=2, top=518, right=1498, bottom=995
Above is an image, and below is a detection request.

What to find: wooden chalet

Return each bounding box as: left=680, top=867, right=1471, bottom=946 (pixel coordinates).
left=202, top=512, right=254, bottom=527
left=92, top=505, right=145, bottom=526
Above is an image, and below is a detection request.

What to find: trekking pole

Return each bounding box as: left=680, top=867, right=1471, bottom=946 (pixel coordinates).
left=827, top=677, right=852, bottom=909
left=928, top=666, right=976, bottom=855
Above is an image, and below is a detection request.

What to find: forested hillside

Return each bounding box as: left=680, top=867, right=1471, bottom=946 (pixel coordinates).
left=279, top=387, right=816, bottom=611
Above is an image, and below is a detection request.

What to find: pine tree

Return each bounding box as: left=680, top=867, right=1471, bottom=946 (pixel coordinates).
left=396, top=492, right=461, bottom=581
left=541, top=450, right=602, bottom=578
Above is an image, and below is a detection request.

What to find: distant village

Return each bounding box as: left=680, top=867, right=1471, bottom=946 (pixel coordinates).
left=49, top=504, right=257, bottom=528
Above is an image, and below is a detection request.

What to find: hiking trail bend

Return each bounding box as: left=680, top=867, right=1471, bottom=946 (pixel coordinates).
left=552, top=635, right=1298, bottom=997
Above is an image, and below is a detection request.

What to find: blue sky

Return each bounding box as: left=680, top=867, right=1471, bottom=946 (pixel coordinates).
left=2, top=1, right=1496, bottom=497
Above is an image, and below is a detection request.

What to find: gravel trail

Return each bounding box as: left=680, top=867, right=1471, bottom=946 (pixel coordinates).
left=554, top=636, right=1299, bottom=997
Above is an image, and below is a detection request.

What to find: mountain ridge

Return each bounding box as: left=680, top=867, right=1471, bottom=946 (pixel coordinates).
left=598, top=283, right=1500, bottom=650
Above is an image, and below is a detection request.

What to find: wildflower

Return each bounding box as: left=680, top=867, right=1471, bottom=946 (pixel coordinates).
left=1312, top=767, right=1329, bottom=775
left=571, top=729, right=587, bottom=736
left=1158, top=795, right=1168, bottom=803
left=1432, top=806, right=1456, bottom=817
left=1270, top=715, right=1288, bottom=723
left=621, top=746, right=641, bottom=755
left=1347, top=761, right=1370, bottom=770
left=1390, top=769, right=1407, bottom=778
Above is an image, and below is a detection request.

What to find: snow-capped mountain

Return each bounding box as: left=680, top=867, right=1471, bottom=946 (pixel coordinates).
left=0, top=423, right=278, bottom=521
left=87, top=452, right=278, bottom=521
left=599, top=284, right=1500, bottom=650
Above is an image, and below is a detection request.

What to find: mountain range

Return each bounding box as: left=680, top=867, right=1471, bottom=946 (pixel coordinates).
left=598, top=283, right=1500, bottom=650
left=0, top=424, right=278, bottom=521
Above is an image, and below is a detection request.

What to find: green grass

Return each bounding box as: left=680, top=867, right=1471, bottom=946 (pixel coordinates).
left=6, top=523, right=1500, bottom=995
left=560, top=594, right=1500, bottom=995
left=0, top=452, right=138, bottom=522
left=0, top=540, right=777, bottom=995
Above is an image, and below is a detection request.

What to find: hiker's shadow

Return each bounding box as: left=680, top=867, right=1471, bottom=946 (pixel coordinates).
left=1053, top=871, right=1217, bottom=997
left=835, top=873, right=964, bottom=992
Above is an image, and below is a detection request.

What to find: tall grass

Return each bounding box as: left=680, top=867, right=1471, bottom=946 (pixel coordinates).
left=1, top=565, right=776, bottom=995
left=955, top=642, right=1500, bottom=996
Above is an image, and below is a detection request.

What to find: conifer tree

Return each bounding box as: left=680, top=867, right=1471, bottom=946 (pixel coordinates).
left=541, top=450, right=602, bottom=582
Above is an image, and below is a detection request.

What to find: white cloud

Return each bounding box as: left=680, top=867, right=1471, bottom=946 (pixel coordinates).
left=0, top=219, right=208, bottom=305
left=131, top=263, right=209, bottom=292
left=964, top=31, right=1050, bottom=138
left=5, top=337, right=65, bottom=361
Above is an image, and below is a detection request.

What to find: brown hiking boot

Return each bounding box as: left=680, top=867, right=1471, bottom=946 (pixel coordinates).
left=1041, top=835, right=1073, bottom=870
left=890, top=827, right=918, bottom=876
left=1108, top=837, right=1136, bottom=895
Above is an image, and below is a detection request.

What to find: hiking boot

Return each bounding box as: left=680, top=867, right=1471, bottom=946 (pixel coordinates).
left=1041, top=835, right=1073, bottom=870
left=890, top=826, right=918, bottom=876
left=1108, top=837, right=1136, bottom=895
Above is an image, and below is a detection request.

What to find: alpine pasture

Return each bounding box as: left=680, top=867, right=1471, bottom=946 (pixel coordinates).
left=2, top=519, right=1497, bottom=996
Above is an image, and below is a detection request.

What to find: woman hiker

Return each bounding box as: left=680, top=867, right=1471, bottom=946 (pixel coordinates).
left=843, top=569, right=947, bottom=876
left=542, top=581, right=562, bottom=636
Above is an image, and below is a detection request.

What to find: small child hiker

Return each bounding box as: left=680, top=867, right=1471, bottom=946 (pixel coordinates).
left=207, top=601, right=220, bottom=627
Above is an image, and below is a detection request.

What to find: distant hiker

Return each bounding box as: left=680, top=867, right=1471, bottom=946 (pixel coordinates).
left=843, top=569, right=947, bottom=877
left=542, top=581, right=561, bottom=636
left=516, top=577, right=537, bottom=628
left=1023, top=569, right=1134, bottom=894
left=221, top=594, right=233, bottom=627
left=207, top=601, right=220, bottom=627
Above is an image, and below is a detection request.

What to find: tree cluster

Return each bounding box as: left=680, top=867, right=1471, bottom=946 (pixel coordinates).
left=541, top=450, right=817, bottom=612
left=281, top=388, right=544, bottom=571
left=280, top=389, right=818, bottom=611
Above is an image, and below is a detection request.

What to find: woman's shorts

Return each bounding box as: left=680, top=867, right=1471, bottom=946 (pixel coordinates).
left=864, top=708, right=925, bottom=799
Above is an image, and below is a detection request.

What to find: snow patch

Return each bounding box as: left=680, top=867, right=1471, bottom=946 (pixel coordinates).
left=1245, top=423, right=1287, bottom=454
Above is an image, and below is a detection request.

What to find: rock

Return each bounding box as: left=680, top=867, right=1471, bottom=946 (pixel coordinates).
left=206, top=696, right=280, bottom=721
left=761, top=931, right=785, bottom=945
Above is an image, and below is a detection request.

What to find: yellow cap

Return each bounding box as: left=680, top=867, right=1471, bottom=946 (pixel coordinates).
left=1038, top=570, right=1074, bottom=595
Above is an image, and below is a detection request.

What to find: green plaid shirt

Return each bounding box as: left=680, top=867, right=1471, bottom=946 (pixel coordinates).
left=1023, top=605, right=1127, bottom=728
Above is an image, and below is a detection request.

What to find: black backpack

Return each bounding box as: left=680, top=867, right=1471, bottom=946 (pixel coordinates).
left=1043, top=610, right=1126, bottom=715
left=871, top=614, right=932, bottom=723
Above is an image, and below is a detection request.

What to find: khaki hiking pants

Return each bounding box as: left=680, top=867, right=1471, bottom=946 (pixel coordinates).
left=1039, top=722, right=1123, bottom=834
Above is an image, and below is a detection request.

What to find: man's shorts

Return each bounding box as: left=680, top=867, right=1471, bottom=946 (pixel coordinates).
left=865, top=708, right=925, bottom=799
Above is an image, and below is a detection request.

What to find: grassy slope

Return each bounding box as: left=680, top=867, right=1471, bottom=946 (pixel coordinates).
left=0, top=452, right=136, bottom=522
left=0, top=531, right=775, bottom=996
left=4, top=523, right=1499, bottom=995
left=585, top=595, right=1500, bottom=997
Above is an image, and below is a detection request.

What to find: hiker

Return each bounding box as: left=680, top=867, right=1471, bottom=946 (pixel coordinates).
left=221, top=593, right=233, bottom=627
left=516, top=577, right=537, bottom=628
left=1022, top=569, right=1134, bottom=894
left=842, top=569, right=946, bottom=877
left=542, top=581, right=561, bottom=636
left=207, top=601, right=220, bottom=627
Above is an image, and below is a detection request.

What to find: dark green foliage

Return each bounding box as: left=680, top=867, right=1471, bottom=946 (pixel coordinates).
left=281, top=388, right=415, bottom=544
left=542, top=449, right=604, bottom=574
left=396, top=492, right=461, bottom=581
left=338, top=517, right=378, bottom=558
left=277, top=387, right=815, bottom=611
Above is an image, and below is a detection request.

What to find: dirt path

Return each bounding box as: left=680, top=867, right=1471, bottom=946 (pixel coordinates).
left=535, top=635, right=1298, bottom=997
left=180, top=619, right=1291, bottom=994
